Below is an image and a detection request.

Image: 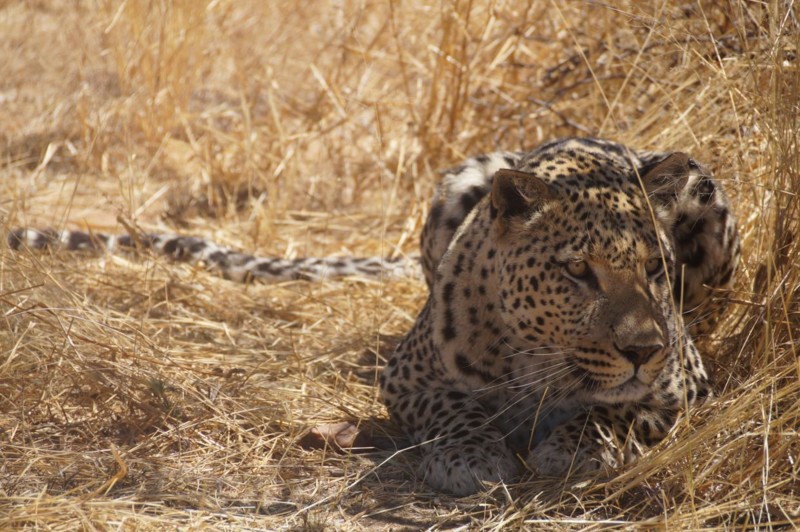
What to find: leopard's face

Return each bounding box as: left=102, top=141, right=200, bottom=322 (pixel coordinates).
left=491, top=154, right=686, bottom=404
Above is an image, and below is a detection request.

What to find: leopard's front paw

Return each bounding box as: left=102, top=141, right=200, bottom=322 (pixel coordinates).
left=421, top=443, right=519, bottom=496
left=527, top=440, right=605, bottom=477
left=526, top=421, right=623, bottom=477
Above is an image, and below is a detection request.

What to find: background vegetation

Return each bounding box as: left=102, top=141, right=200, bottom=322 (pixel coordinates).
left=1, top=0, right=798, bottom=528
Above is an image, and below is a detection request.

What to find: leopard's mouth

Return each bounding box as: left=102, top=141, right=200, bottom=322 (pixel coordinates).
left=590, top=376, right=650, bottom=404
left=570, top=351, right=657, bottom=403
left=577, top=367, right=650, bottom=403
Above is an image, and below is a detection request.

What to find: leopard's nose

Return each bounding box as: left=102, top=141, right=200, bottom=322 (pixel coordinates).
left=619, top=342, right=664, bottom=368
left=612, top=302, right=666, bottom=369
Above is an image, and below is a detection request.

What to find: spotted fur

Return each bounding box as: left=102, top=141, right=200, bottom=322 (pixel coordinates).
left=7, top=229, right=419, bottom=282
left=421, top=139, right=740, bottom=336
left=380, top=138, right=739, bottom=494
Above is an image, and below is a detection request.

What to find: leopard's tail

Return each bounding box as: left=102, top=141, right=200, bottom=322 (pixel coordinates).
left=7, top=228, right=422, bottom=282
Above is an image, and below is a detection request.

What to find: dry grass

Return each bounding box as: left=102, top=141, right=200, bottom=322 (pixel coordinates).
left=1, top=0, right=798, bottom=529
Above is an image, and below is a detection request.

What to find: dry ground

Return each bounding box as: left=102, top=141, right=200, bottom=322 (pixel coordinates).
left=1, top=0, right=798, bottom=529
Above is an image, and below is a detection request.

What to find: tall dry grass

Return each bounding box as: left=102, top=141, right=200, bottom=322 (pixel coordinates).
left=0, top=0, right=797, bottom=528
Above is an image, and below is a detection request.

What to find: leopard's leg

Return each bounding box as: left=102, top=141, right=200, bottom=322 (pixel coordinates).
left=380, top=303, right=519, bottom=495
left=528, top=404, right=680, bottom=477
left=388, top=388, right=520, bottom=495
left=529, top=373, right=711, bottom=477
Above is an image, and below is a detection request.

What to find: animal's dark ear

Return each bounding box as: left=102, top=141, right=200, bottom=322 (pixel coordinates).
left=490, top=169, right=553, bottom=225
left=638, top=152, right=693, bottom=204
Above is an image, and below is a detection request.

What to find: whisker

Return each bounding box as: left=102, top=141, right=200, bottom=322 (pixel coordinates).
left=502, top=343, right=574, bottom=359
left=489, top=375, right=586, bottom=442
left=483, top=365, right=577, bottom=421
left=474, top=360, right=573, bottom=393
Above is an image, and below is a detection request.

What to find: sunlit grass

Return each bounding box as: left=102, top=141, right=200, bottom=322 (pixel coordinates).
left=1, top=0, right=797, bottom=528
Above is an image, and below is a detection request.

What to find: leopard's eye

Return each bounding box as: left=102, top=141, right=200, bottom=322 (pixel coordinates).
left=645, top=257, right=664, bottom=277
left=565, top=260, right=590, bottom=279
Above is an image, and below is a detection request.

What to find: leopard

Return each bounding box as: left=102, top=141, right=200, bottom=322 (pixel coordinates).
left=7, top=137, right=740, bottom=495
left=381, top=137, right=740, bottom=494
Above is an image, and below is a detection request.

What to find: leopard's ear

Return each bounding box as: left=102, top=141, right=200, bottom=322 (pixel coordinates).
left=638, top=152, right=694, bottom=204
left=490, top=168, right=554, bottom=227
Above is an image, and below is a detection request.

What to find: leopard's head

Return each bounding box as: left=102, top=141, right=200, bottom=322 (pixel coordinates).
left=489, top=150, right=701, bottom=403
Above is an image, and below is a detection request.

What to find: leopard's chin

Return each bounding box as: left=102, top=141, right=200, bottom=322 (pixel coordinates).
left=590, top=377, right=651, bottom=404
